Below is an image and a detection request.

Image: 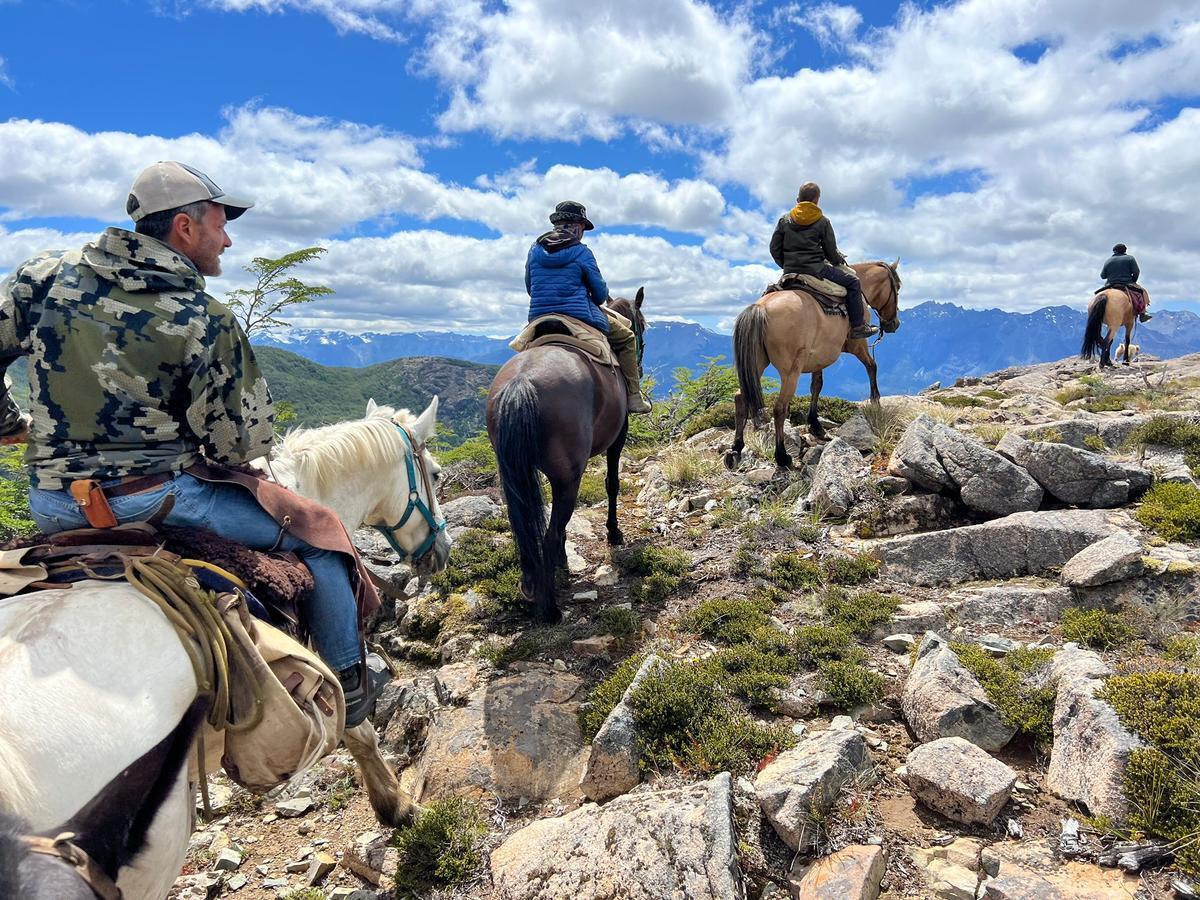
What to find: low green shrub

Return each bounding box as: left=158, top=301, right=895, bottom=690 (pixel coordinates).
left=976, top=388, right=1008, bottom=401
left=795, top=625, right=866, bottom=667
left=431, top=528, right=523, bottom=606
left=1099, top=670, right=1200, bottom=759
left=952, top=644, right=1056, bottom=746
left=596, top=606, right=640, bottom=639
left=479, top=625, right=573, bottom=669
left=680, top=597, right=772, bottom=645
left=618, top=545, right=690, bottom=603
left=706, top=643, right=794, bottom=708
left=0, top=445, right=35, bottom=542
left=579, top=652, right=647, bottom=739
left=393, top=797, right=486, bottom=895
left=1083, top=434, right=1107, bottom=452
left=1137, top=483, right=1200, bottom=542
left=661, top=447, right=719, bottom=487
left=1060, top=607, right=1139, bottom=650
left=821, top=553, right=880, bottom=585
left=933, top=394, right=986, bottom=408
left=577, top=470, right=608, bottom=505
left=1128, top=416, right=1200, bottom=477
left=437, top=433, right=498, bottom=490
left=1163, top=634, right=1200, bottom=662
left=818, top=660, right=885, bottom=709
left=769, top=554, right=822, bottom=590
left=823, top=589, right=900, bottom=637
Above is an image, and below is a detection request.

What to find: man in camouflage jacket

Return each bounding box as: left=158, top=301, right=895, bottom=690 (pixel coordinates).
left=0, top=162, right=381, bottom=725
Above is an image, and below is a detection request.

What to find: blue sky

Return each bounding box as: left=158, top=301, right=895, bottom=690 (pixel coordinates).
left=1, top=0, right=1198, bottom=334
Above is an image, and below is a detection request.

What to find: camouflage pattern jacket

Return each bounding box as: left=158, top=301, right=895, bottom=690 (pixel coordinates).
left=0, top=228, right=274, bottom=489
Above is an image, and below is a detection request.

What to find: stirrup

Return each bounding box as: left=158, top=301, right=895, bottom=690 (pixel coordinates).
left=849, top=324, right=879, bottom=339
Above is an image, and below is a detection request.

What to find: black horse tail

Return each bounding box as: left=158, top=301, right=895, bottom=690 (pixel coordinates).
left=733, top=303, right=768, bottom=422
left=492, top=376, right=550, bottom=613
left=1081, top=294, right=1108, bottom=359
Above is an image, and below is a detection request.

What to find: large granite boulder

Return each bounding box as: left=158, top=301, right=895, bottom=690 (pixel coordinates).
left=950, top=583, right=1073, bottom=627
left=902, top=633, right=1015, bottom=751
left=754, top=728, right=875, bottom=850
left=790, top=844, right=886, bottom=900
left=579, top=654, right=668, bottom=802
left=1046, top=646, right=1144, bottom=820
left=807, top=436, right=868, bottom=517
left=396, top=664, right=589, bottom=804
left=997, top=433, right=1151, bottom=508
left=873, top=509, right=1114, bottom=586
left=490, top=773, right=744, bottom=899
left=889, top=415, right=1043, bottom=516
left=1060, top=533, right=1144, bottom=587
left=905, top=737, right=1016, bottom=825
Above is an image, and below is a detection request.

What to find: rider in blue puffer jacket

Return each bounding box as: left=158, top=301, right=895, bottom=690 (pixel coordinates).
left=525, top=201, right=651, bottom=412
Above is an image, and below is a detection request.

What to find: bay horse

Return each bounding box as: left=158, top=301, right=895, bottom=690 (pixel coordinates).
left=1082, top=287, right=1142, bottom=368
left=727, top=261, right=902, bottom=470
left=0, top=399, right=447, bottom=900
left=487, top=291, right=646, bottom=623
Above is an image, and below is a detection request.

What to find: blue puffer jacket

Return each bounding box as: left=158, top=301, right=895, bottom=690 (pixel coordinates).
left=525, top=234, right=609, bottom=334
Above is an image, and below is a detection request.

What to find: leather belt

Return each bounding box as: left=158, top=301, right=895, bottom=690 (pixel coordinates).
left=105, top=472, right=174, bottom=498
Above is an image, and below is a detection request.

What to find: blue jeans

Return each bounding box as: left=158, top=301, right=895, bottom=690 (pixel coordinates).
left=816, top=264, right=865, bottom=327
left=28, top=473, right=362, bottom=671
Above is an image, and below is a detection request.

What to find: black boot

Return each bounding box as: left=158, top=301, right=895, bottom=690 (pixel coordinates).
left=339, top=653, right=391, bottom=728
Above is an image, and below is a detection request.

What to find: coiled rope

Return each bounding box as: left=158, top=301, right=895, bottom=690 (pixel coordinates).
left=123, top=556, right=266, bottom=816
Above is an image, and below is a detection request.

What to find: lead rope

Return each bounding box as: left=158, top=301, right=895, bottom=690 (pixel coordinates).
left=123, top=556, right=266, bottom=819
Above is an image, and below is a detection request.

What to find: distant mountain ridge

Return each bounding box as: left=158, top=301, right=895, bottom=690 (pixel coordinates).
left=256, top=302, right=1200, bottom=399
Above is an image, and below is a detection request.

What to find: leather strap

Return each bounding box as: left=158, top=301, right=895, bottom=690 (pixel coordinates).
left=105, top=472, right=173, bottom=498
left=23, top=832, right=123, bottom=900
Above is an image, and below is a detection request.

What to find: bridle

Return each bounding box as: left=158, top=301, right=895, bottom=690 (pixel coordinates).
left=868, top=261, right=902, bottom=350
left=22, top=832, right=122, bottom=900
left=373, top=424, right=446, bottom=565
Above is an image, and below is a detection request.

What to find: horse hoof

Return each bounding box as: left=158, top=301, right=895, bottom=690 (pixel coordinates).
left=775, top=454, right=793, bottom=471
left=539, top=604, right=563, bottom=625
left=723, top=451, right=741, bottom=470
left=608, top=528, right=624, bottom=546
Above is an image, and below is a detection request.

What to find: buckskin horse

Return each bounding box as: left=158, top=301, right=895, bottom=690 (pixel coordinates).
left=726, top=260, right=902, bottom=470
left=1082, top=287, right=1143, bottom=368
left=0, top=399, right=447, bottom=900
left=487, top=291, right=646, bottom=623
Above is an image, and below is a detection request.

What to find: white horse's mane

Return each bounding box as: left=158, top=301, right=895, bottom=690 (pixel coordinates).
left=275, top=404, right=418, bottom=499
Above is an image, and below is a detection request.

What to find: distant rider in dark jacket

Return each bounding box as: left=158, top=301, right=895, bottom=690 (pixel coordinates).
left=1102, top=243, right=1151, bottom=322
left=770, top=182, right=877, bottom=339
left=525, top=201, right=651, bottom=413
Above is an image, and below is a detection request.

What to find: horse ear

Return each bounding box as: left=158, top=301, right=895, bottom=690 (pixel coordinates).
left=365, top=398, right=378, bottom=416
left=635, top=286, right=644, bottom=308
left=413, top=396, right=439, bottom=443
left=891, top=257, right=900, bottom=270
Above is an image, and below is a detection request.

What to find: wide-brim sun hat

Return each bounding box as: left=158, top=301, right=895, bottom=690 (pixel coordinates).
left=548, top=200, right=594, bottom=231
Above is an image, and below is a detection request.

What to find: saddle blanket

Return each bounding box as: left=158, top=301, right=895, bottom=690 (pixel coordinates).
left=1095, top=283, right=1149, bottom=315
left=762, top=266, right=859, bottom=316
left=510, top=314, right=618, bottom=366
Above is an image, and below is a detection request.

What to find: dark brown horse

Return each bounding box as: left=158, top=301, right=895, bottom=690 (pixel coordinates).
left=487, top=290, right=646, bottom=622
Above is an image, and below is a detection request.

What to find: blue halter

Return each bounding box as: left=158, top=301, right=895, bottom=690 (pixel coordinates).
left=373, top=424, right=446, bottom=564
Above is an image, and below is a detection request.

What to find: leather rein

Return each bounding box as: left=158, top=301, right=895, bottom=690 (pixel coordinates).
left=373, top=424, right=446, bottom=565
left=22, top=832, right=122, bottom=900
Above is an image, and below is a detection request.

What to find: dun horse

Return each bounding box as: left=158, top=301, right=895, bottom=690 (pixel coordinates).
left=0, top=399, right=447, bottom=900
left=727, top=261, right=902, bottom=469
left=487, top=292, right=646, bottom=623
left=1082, top=287, right=1143, bottom=368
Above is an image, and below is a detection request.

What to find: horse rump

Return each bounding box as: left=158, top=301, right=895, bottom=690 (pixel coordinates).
left=491, top=376, right=551, bottom=611
left=733, top=303, right=768, bottom=423
left=1081, top=293, right=1108, bottom=360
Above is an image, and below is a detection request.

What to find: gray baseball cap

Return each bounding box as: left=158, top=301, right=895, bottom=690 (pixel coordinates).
left=126, top=161, right=254, bottom=222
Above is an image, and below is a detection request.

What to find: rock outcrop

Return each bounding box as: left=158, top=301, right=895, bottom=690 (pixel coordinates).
left=807, top=436, right=868, bottom=517
left=996, top=433, right=1151, bottom=508
left=905, top=737, right=1017, bottom=825
left=490, top=773, right=744, bottom=900
left=580, top=654, right=668, bottom=802
left=1059, top=532, right=1144, bottom=587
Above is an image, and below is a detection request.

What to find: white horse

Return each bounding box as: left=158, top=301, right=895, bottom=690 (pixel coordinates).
left=0, top=398, right=449, bottom=900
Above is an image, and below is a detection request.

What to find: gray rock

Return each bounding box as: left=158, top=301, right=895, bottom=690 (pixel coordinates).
left=875, top=475, right=910, bottom=496
left=997, top=433, right=1151, bottom=508
left=905, top=737, right=1017, bottom=825
left=790, top=844, right=886, bottom=899
left=1046, top=646, right=1144, bottom=819
left=834, top=415, right=879, bottom=453
left=580, top=654, right=668, bottom=802
left=274, top=797, right=313, bottom=818
left=874, top=509, right=1114, bottom=586
left=441, top=493, right=501, bottom=528
left=851, top=492, right=957, bottom=538
left=875, top=600, right=948, bottom=638
left=1060, top=533, right=1144, bottom=587
left=491, top=773, right=744, bottom=899
left=807, top=437, right=867, bottom=517
left=951, top=584, right=1073, bottom=626
left=754, top=729, right=875, bottom=850
left=902, top=633, right=1015, bottom=751
left=889, top=415, right=1043, bottom=516
left=212, top=848, right=242, bottom=872
left=883, top=633, right=916, bottom=653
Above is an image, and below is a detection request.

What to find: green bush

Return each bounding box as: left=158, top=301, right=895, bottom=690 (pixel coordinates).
left=680, top=597, right=772, bottom=645
left=1083, top=434, right=1107, bottom=452
left=1137, top=483, right=1200, bottom=542
left=478, top=625, right=572, bottom=669
left=0, top=446, right=35, bottom=542
left=1163, top=634, right=1200, bottom=662
left=951, top=644, right=1057, bottom=746
left=393, top=797, right=486, bottom=895
left=823, top=589, right=900, bottom=637
left=821, top=553, right=880, bottom=585
left=628, top=660, right=794, bottom=775
left=818, top=660, right=885, bottom=709
left=932, top=394, right=986, bottom=408
left=1128, top=416, right=1200, bottom=477
left=579, top=652, right=647, bottom=739
left=795, top=625, right=865, bottom=667
left=1060, top=607, right=1139, bottom=650
left=618, top=545, right=690, bottom=603
left=437, top=433, right=498, bottom=490
left=768, top=554, right=822, bottom=590
left=596, top=606, right=640, bottom=639
left=430, top=528, right=523, bottom=606
left=1121, top=748, right=1200, bottom=876
left=1099, top=670, right=1200, bottom=759
left=706, top=643, right=794, bottom=708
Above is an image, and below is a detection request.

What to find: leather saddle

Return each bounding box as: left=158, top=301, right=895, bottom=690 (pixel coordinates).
left=763, top=272, right=850, bottom=317
left=510, top=314, right=618, bottom=366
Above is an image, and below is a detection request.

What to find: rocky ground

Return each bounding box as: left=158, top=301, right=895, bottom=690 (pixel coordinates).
left=172, top=352, right=1200, bottom=900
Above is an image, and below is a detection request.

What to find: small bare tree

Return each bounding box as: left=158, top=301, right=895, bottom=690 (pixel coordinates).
left=225, top=247, right=334, bottom=338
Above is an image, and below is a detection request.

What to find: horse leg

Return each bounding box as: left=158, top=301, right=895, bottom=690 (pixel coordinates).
left=726, top=390, right=747, bottom=469
left=1122, top=325, right=1132, bottom=367
left=1101, top=331, right=1114, bottom=368
left=606, top=421, right=629, bottom=546
left=807, top=370, right=826, bottom=441
left=342, top=720, right=418, bottom=827
left=775, top=369, right=801, bottom=469
left=849, top=342, right=880, bottom=404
